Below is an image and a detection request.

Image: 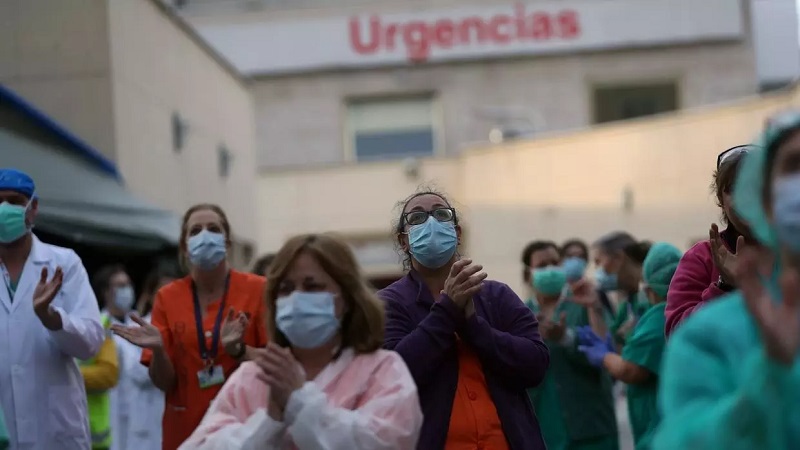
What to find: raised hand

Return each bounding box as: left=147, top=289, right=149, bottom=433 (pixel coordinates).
left=710, top=223, right=745, bottom=285
left=738, top=246, right=800, bottom=366
left=111, top=313, right=164, bottom=350
left=33, top=267, right=64, bottom=330
left=442, top=258, right=487, bottom=309
left=537, top=312, right=567, bottom=341
left=221, top=309, right=248, bottom=356
left=570, top=279, right=600, bottom=307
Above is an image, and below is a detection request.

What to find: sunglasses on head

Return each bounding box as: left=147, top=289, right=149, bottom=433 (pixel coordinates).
left=717, top=145, right=757, bottom=169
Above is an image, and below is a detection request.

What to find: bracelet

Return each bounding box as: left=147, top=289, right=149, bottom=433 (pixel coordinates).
left=716, top=276, right=735, bottom=292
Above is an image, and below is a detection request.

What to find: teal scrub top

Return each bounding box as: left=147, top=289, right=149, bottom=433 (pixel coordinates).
left=621, top=302, right=666, bottom=450
left=653, top=293, right=800, bottom=450
left=610, top=293, right=650, bottom=346
left=0, top=406, right=8, bottom=450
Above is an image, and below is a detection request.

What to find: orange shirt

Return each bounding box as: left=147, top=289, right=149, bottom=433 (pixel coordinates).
left=446, top=337, right=509, bottom=450
left=141, top=270, right=268, bottom=450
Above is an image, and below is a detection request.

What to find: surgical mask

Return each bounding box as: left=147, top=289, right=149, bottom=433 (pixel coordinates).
left=187, top=230, right=227, bottom=270
left=0, top=198, right=32, bottom=244
left=276, top=291, right=340, bottom=349
left=773, top=173, right=800, bottom=253
left=532, top=266, right=567, bottom=297
left=408, top=217, right=458, bottom=269
left=562, top=257, right=587, bottom=282
left=595, top=268, right=618, bottom=292
left=113, top=286, right=135, bottom=312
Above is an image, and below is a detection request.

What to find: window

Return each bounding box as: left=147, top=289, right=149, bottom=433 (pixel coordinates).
left=593, top=83, right=678, bottom=124
left=172, top=112, right=187, bottom=152
left=346, top=96, right=437, bottom=162
left=218, top=144, right=232, bottom=178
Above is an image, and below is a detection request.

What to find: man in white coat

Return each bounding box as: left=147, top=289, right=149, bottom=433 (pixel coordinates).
left=0, top=168, right=105, bottom=449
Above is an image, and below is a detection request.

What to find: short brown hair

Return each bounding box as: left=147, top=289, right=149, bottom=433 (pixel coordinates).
left=178, top=203, right=231, bottom=270
left=265, top=233, right=385, bottom=354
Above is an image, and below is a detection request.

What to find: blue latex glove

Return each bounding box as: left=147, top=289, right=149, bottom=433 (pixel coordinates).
left=576, top=326, right=615, bottom=367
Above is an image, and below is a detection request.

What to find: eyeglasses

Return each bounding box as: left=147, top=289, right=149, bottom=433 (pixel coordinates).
left=403, top=208, right=456, bottom=227
left=717, top=145, right=757, bottom=169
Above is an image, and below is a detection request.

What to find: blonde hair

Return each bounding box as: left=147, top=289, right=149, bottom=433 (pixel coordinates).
left=265, top=233, right=385, bottom=353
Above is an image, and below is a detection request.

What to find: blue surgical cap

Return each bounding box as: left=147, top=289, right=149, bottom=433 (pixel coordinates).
left=0, top=169, right=35, bottom=198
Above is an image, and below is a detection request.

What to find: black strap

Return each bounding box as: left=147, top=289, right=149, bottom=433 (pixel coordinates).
left=192, top=273, right=231, bottom=365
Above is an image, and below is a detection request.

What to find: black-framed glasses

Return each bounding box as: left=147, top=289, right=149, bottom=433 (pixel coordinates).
left=403, top=208, right=456, bottom=227
left=717, top=145, right=757, bottom=169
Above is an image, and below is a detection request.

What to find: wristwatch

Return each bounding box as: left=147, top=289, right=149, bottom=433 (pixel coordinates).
left=716, top=275, right=735, bottom=292
left=230, top=342, right=247, bottom=360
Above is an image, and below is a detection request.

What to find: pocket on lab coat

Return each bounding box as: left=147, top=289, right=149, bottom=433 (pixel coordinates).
left=50, top=386, right=86, bottom=437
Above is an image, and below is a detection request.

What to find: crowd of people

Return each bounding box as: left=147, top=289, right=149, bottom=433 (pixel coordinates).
left=0, top=111, right=799, bottom=449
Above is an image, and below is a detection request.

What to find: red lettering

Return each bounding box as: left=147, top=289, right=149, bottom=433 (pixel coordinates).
left=488, top=15, right=512, bottom=44
left=557, top=10, right=580, bottom=39
left=433, top=19, right=455, bottom=48
left=385, top=23, right=399, bottom=51
left=403, top=21, right=430, bottom=61
left=349, top=16, right=381, bottom=54
left=530, top=13, right=552, bottom=40
left=458, top=17, right=489, bottom=44
left=348, top=8, right=582, bottom=61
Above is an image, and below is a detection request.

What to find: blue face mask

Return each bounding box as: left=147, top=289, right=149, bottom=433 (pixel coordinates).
left=562, top=257, right=587, bottom=282
left=113, top=286, right=136, bottom=312
left=595, top=268, right=618, bottom=292
left=187, top=230, right=227, bottom=270
left=0, top=198, right=32, bottom=244
left=773, top=173, right=800, bottom=253
left=408, top=217, right=458, bottom=269
left=276, top=291, right=340, bottom=349
left=532, top=266, right=567, bottom=297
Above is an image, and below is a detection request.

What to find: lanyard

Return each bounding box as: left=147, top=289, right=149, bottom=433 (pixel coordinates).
left=1, top=265, right=13, bottom=302
left=192, top=273, right=231, bottom=367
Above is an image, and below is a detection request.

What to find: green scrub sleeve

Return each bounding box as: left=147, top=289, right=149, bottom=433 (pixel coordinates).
left=653, top=334, right=793, bottom=450
left=621, top=307, right=665, bottom=375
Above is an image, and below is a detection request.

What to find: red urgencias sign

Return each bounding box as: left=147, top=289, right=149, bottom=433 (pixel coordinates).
left=349, top=4, right=581, bottom=62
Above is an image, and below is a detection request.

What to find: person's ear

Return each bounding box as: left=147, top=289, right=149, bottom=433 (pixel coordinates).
left=397, top=233, right=409, bottom=253
left=27, top=198, right=38, bottom=223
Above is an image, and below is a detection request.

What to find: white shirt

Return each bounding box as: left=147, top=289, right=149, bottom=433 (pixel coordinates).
left=0, top=235, right=105, bottom=450
left=110, top=313, right=163, bottom=450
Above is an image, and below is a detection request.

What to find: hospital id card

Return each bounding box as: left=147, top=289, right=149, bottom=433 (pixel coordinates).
left=197, top=365, right=225, bottom=389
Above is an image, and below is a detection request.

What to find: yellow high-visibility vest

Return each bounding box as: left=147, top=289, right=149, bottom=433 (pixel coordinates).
left=78, top=314, right=113, bottom=449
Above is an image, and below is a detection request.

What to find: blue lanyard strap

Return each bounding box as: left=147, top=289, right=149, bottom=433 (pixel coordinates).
left=192, top=273, right=231, bottom=364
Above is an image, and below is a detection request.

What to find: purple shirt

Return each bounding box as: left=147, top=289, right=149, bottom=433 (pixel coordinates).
left=379, top=271, right=550, bottom=450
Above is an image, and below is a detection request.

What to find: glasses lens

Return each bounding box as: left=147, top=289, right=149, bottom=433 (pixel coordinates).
left=406, top=211, right=428, bottom=226
left=432, top=208, right=454, bottom=222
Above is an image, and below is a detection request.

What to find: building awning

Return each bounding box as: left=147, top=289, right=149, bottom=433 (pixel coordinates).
left=0, top=128, right=180, bottom=252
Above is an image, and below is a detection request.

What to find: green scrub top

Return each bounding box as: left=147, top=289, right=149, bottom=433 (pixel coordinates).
left=653, top=293, right=800, bottom=450
left=526, top=299, right=619, bottom=450
left=610, top=292, right=650, bottom=346
left=621, top=302, right=665, bottom=450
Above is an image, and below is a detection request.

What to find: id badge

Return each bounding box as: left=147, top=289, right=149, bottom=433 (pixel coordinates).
left=197, top=365, right=225, bottom=389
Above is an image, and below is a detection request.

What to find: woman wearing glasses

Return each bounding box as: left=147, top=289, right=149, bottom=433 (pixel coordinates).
left=379, top=189, right=550, bottom=450
left=653, top=113, right=800, bottom=449
left=664, top=145, right=756, bottom=336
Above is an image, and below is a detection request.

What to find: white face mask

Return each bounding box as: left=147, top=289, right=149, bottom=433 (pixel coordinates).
left=113, top=286, right=135, bottom=312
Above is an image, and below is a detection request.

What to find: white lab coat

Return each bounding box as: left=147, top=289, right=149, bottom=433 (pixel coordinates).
left=110, top=313, right=163, bottom=450
left=0, top=235, right=105, bottom=450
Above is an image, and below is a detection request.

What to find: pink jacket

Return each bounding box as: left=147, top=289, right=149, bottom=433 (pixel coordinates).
left=179, top=348, right=423, bottom=450
left=665, top=240, right=726, bottom=337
